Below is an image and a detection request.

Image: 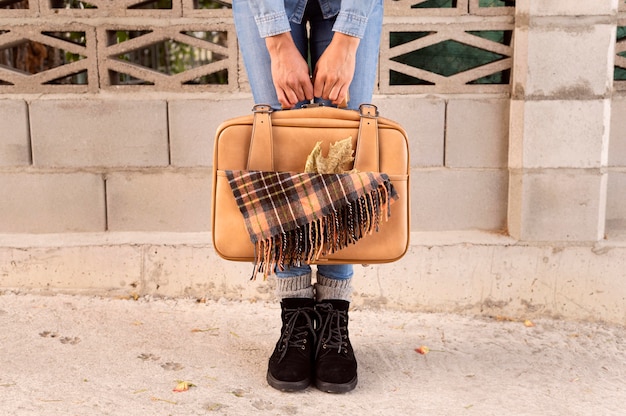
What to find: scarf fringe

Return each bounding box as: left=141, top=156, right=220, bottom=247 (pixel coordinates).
left=252, top=179, right=395, bottom=280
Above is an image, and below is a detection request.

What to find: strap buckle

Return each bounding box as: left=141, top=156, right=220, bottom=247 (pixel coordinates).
left=359, top=103, right=379, bottom=118
left=252, top=104, right=273, bottom=114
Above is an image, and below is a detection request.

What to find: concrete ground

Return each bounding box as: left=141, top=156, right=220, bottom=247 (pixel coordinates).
left=1, top=291, right=625, bottom=416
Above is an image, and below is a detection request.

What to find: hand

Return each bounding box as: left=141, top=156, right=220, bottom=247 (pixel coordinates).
left=313, top=33, right=360, bottom=106
left=265, top=33, right=314, bottom=109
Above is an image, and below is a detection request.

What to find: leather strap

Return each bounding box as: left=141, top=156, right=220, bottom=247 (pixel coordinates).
left=354, top=104, right=380, bottom=172
left=248, top=104, right=274, bottom=171
left=248, top=103, right=380, bottom=172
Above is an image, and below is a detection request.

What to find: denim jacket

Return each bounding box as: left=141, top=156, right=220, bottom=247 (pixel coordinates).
left=249, top=0, right=378, bottom=39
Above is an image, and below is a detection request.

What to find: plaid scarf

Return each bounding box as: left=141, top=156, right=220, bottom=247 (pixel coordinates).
left=225, top=170, right=398, bottom=278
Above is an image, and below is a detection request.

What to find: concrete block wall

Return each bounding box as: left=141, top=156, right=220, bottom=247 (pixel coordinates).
left=0, top=171, right=106, bottom=233
left=106, top=170, right=213, bottom=232
left=30, top=99, right=169, bottom=167
left=0, top=100, right=30, bottom=166
left=608, top=95, right=626, bottom=237
left=509, top=0, right=618, bottom=242
left=0, top=94, right=512, bottom=235
left=377, top=96, right=510, bottom=232
left=0, top=95, right=248, bottom=234
left=2, top=0, right=626, bottom=324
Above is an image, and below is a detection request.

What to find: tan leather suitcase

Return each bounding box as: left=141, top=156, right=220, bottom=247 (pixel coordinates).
left=211, top=104, right=410, bottom=270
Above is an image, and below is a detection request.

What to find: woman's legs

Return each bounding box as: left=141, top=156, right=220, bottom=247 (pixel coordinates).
left=233, top=0, right=383, bottom=110
left=273, top=265, right=314, bottom=300
left=346, top=0, right=384, bottom=110
left=315, top=264, right=353, bottom=301
left=234, top=0, right=383, bottom=300
left=233, top=0, right=382, bottom=393
left=232, top=0, right=283, bottom=110
left=234, top=0, right=355, bottom=299
left=307, top=0, right=383, bottom=110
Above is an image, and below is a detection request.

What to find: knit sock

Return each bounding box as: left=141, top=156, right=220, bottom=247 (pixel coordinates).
left=315, top=273, right=353, bottom=302
left=275, top=273, right=314, bottom=300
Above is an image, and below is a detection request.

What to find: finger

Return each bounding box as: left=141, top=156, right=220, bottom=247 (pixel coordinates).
left=312, top=68, right=331, bottom=99
left=315, top=79, right=338, bottom=102
left=284, top=95, right=298, bottom=108
left=302, top=77, right=314, bottom=101
left=337, top=90, right=350, bottom=108
left=328, top=82, right=345, bottom=104
left=312, top=73, right=324, bottom=99
left=285, top=84, right=302, bottom=107
left=285, top=78, right=312, bottom=107
left=276, top=88, right=294, bottom=109
left=293, top=84, right=307, bottom=103
left=332, top=89, right=347, bottom=107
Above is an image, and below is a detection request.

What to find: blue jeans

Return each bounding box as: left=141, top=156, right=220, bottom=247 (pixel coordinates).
left=233, top=0, right=383, bottom=279
left=232, top=0, right=383, bottom=111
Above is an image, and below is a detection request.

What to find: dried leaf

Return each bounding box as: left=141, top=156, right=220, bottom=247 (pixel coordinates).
left=304, top=141, right=323, bottom=173
left=118, top=293, right=140, bottom=301
left=191, top=327, right=219, bottom=334
left=173, top=380, right=195, bottom=392
left=304, top=137, right=355, bottom=174
left=494, top=315, right=535, bottom=327
left=415, top=345, right=430, bottom=355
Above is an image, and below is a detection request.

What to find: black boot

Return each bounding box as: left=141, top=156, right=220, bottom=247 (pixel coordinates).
left=315, top=300, right=357, bottom=393
left=267, top=298, right=317, bottom=391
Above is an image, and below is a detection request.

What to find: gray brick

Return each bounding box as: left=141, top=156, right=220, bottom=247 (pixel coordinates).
left=0, top=99, right=30, bottom=166
left=509, top=99, right=609, bottom=169
left=410, top=168, right=508, bottom=231
left=528, top=0, right=616, bottom=16
left=0, top=172, right=106, bottom=233
left=606, top=170, right=626, bottom=234
left=376, top=96, right=445, bottom=167
left=521, top=23, right=614, bottom=98
left=106, top=170, right=212, bottom=232
left=168, top=97, right=254, bottom=167
left=29, top=99, right=169, bottom=168
left=610, top=96, right=626, bottom=167
left=509, top=170, right=605, bottom=241
left=446, top=98, right=510, bottom=168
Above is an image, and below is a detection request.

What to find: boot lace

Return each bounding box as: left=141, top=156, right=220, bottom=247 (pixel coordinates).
left=277, top=306, right=317, bottom=362
left=317, top=304, right=348, bottom=354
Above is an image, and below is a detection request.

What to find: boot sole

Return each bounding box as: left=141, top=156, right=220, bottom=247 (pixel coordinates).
left=315, top=375, right=358, bottom=394
left=267, top=370, right=310, bottom=392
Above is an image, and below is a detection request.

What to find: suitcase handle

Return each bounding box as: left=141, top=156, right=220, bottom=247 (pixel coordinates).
left=247, top=104, right=380, bottom=172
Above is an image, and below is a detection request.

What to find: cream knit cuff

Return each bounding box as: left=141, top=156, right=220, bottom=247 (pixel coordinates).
left=274, top=273, right=314, bottom=300
left=315, top=273, right=353, bottom=302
